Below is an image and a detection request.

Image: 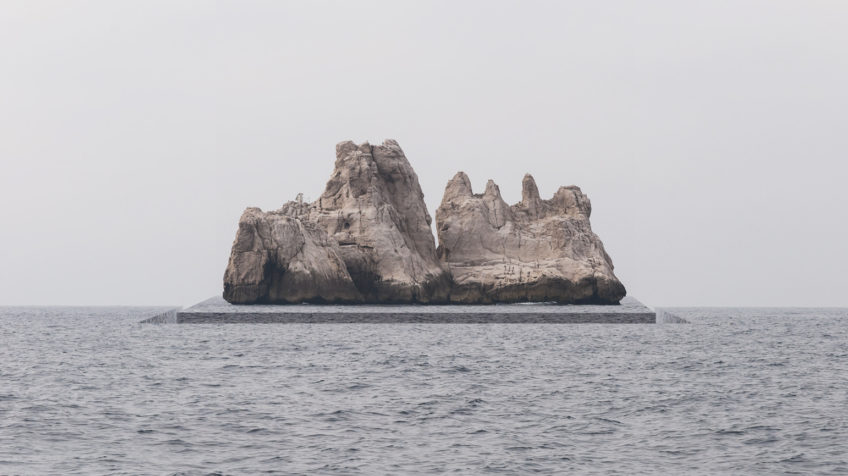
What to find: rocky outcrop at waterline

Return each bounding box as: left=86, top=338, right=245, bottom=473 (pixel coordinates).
left=435, top=172, right=625, bottom=304
left=223, top=208, right=362, bottom=304
left=223, top=140, right=625, bottom=305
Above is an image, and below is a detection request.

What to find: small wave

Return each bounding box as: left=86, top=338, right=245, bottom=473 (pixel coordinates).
left=716, top=429, right=746, bottom=435
left=744, top=437, right=778, bottom=445
left=594, top=417, right=623, bottom=425
left=779, top=453, right=807, bottom=463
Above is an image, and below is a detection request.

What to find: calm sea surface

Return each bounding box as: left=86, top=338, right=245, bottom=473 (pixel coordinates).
left=0, top=306, right=846, bottom=475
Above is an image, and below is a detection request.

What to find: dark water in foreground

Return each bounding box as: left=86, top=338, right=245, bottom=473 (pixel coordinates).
left=1, top=307, right=846, bottom=475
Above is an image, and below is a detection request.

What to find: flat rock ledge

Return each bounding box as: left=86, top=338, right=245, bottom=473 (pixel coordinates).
left=154, top=296, right=655, bottom=324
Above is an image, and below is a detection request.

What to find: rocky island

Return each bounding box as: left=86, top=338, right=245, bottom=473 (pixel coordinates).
left=223, top=139, right=627, bottom=306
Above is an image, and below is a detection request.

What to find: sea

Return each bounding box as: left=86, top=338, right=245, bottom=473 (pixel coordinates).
left=0, top=306, right=846, bottom=475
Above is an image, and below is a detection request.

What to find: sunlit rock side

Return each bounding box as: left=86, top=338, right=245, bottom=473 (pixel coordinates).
left=223, top=208, right=362, bottom=304
left=435, top=172, right=626, bottom=304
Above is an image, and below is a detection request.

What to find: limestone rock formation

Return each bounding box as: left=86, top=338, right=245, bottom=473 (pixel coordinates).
left=279, top=140, right=451, bottom=303
left=435, top=172, right=626, bottom=304
left=223, top=139, right=628, bottom=305
left=224, top=139, right=451, bottom=304
left=223, top=208, right=362, bottom=304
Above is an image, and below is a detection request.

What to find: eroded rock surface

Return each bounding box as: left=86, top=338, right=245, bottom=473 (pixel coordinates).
left=223, top=208, right=361, bottom=304
left=435, top=172, right=626, bottom=304
left=224, top=139, right=627, bottom=305
left=279, top=140, right=451, bottom=303
left=224, top=140, right=451, bottom=304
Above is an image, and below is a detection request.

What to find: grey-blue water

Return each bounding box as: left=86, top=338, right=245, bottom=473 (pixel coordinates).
left=1, top=307, right=846, bottom=475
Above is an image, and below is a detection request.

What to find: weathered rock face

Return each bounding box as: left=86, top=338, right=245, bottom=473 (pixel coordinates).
left=279, top=140, right=451, bottom=303
left=224, top=139, right=627, bottom=305
left=435, top=172, right=626, bottom=304
left=224, top=139, right=451, bottom=304
left=223, top=208, right=362, bottom=304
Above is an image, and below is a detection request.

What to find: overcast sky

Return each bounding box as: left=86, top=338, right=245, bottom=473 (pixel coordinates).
left=1, top=1, right=846, bottom=307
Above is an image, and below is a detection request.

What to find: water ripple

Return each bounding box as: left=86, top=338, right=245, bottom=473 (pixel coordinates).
left=0, top=306, right=846, bottom=473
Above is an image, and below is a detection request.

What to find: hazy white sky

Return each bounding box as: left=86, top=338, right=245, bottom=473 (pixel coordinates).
left=1, top=1, right=846, bottom=306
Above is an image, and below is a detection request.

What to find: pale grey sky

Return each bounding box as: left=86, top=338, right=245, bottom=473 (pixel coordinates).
left=1, top=1, right=846, bottom=306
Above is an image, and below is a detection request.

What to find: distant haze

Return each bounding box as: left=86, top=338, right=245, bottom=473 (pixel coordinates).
left=1, top=1, right=846, bottom=306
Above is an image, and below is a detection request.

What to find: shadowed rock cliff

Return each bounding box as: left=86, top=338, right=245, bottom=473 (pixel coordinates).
left=435, top=172, right=626, bottom=304
left=223, top=208, right=362, bottom=304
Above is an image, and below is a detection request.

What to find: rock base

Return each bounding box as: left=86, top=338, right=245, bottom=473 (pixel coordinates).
left=156, top=296, right=656, bottom=323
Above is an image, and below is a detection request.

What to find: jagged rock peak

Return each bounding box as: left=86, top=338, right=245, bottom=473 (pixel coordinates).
left=520, top=174, right=542, bottom=218
left=483, top=179, right=502, bottom=198
left=443, top=171, right=473, bottom=201
left=551, top=185, right=592, bottom=217
left=521, top=173, right=540, bottom=203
